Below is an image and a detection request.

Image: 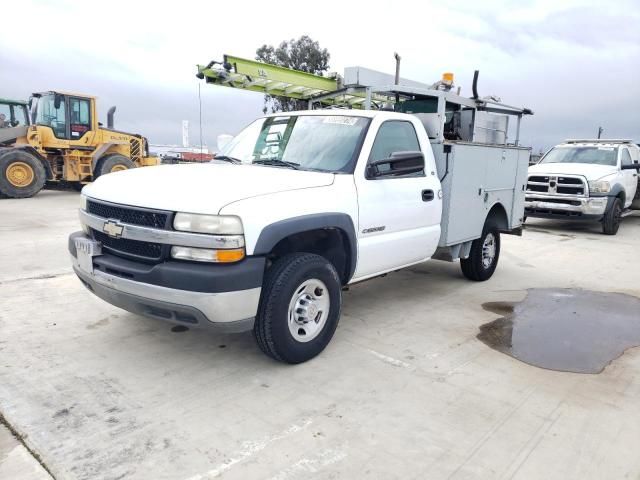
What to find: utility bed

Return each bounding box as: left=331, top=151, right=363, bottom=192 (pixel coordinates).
left=434, top=141, right=530, bottom=248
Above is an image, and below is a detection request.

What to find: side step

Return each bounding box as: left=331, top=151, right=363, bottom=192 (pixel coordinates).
left=621, top=209, right=636, bottom=218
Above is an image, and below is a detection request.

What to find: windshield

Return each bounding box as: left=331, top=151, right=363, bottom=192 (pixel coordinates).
left=219, top=115, right=370, bottom=173
left=540, top=146, right=618, bottom=166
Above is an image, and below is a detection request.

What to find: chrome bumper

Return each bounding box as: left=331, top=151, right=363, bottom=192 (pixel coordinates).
left=525, top=194, right=607, bottom=216
left=72, top=255, right=260, bottom=333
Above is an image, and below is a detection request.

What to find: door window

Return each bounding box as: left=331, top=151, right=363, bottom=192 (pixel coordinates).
left=69, top=98, right=91, bottom=139
left=368, top=121, right=421, bottom=178
left=621, top=148, right=632, bottom=167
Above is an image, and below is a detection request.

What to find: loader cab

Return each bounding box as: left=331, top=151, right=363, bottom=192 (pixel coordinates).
left=0, top=98, right=29, bottom=128
left=30, top=91, right=97, bottom=141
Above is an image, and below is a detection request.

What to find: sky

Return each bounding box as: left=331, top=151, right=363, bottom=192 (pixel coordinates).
left=2, top=0, right=639, bottom=153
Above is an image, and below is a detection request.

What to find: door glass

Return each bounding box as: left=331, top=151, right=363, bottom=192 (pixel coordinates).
left=368, top=121, right=421, bottom=176
left=621, top=148, right=632, bottom=167
left=369, top=121, right=420, bottom=162
left=35, top=94, right=66, bottom=138
left=69, top=98, right=91, bottom=139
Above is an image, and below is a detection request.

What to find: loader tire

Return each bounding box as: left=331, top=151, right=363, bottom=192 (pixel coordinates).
left=0, top=150, right=46, bottom=198
left=95, top=154, right=135, bottom=178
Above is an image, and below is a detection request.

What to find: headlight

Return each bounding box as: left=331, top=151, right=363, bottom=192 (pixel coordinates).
left=173, top=213, right=243, bottom=234
left=80, top=194, right=87, bottom=210
left=588, top=181, right=611, bottom=194
left=171, top=246, right=245, bottom=263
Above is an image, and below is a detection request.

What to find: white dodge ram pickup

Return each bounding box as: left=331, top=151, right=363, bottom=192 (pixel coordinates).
left=526, top=139, right=640, bottom=234
left=70, top=98, right=531, bottom=363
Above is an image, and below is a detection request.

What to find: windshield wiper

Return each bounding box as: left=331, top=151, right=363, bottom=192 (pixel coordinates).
left=252, top=159, right=300, bottom=170
left=212, top=155, right=242, bottom=164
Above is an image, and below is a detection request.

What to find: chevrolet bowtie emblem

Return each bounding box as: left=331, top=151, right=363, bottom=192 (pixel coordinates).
left=103, top=219, right=124, bottom=238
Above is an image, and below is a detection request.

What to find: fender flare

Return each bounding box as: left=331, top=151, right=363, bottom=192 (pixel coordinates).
left=604, top=184, right=626, bottom=211
left=253, top=213, right=358, bottom=281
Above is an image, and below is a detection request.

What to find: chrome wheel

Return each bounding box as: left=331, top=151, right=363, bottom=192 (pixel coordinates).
left=482, top=232, right=496, bottom=269
left=287, top=278, right=330, bottom=343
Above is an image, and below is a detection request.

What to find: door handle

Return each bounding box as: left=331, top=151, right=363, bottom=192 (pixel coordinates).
left=422, top=189, right=434, bottom=202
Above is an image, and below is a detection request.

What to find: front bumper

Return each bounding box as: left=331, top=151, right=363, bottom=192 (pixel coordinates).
left=524, top=194, right=608, bottom=220
left=69, top=232, right=262, bottom=333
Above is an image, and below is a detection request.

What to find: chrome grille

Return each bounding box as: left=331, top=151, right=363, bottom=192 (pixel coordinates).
left=86, top=199, right=172, bottom=263
left=87, top=200, right=170, bottom=229
left=526, top=174, right=586, bottom=196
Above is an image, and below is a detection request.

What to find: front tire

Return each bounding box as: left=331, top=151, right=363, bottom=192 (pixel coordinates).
left=602, top=197, right=622, bottom=235
left=461, top=225, right=501, bottom=281
left=254, top=253, right=342, bottom=364
left=0, top=150, right=46, bottom=198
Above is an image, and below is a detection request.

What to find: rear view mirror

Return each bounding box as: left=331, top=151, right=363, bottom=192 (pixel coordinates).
left=367, top=151, right=425, bottom=178
left=217, top=134, right=233, bottom=152
left=54, top=94, right=63, bottom=110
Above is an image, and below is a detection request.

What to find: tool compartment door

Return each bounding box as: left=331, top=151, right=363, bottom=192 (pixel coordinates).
left=438, top=143, right=525, bottom=246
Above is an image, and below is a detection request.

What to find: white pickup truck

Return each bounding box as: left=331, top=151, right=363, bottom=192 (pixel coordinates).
left=526, top=140, right=640, bottom=234
left=69, top=85, right=531, bottom=363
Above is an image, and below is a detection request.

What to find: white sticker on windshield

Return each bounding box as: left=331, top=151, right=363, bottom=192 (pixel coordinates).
left=598, top=147, right=614, bottom=151
left=322, top=116, right=358, bottom=126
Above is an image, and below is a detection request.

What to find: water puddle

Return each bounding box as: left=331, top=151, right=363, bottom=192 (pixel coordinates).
left=478, top=289, right=640, bottom=374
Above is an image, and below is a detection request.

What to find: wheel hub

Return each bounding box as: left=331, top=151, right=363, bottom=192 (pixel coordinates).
left=482, top=233, right=496, bottom=269
left=110, top=164, right=128, bottom=173
left=288, top=279, right=330, bottom=343
left=6, top=161, right=34, bottom=187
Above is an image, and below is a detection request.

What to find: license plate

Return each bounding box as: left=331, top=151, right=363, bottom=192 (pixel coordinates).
left=75, top=238, right=102, bottom=274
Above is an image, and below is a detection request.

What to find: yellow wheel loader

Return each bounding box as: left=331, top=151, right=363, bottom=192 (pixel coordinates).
left=0, top=91, right=158, bottom=198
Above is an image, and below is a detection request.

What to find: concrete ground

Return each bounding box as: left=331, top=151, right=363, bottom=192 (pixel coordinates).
left=1, top=190, right=639, bottom=480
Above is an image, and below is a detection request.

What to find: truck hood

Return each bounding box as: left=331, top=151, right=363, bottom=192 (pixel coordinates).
left=529, top=162, right=617, bottom=181
left=82, top=163, right=335, bottom=214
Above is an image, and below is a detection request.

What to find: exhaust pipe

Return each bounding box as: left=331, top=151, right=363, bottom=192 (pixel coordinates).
left=472, top=70, right=479, bottom=100
left=107, top=106, right=116, bottom=128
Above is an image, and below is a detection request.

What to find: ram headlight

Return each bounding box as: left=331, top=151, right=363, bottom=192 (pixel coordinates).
left=173, top=213, right=243, bottom=234
left=588, top=181, right=611, bottom=194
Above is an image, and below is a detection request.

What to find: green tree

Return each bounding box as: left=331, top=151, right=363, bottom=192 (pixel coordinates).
left=256, top=35, right=330, bottom=113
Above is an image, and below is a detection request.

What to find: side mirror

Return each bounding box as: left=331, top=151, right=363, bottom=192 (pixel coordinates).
left=367, top=151, right=425, bottom=178
left=621, top=163, right=640, bottom=170
left=217, top=134, right=233, bottom=152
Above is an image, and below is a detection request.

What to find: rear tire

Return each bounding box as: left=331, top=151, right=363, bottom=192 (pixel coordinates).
left=95, top=154, right=135, bottom=178
left=254, top=253, right=342, bottom=364
left=602, top=197, right=622, bottom=235
left=0, top=150, right=46, bottom=198
left=461, top=224, right=501, bottom=281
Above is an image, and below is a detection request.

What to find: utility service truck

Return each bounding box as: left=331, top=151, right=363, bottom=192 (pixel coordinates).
left=526, top=139, right=640, bottom=234
left=69, top=64, right=532, bottom=363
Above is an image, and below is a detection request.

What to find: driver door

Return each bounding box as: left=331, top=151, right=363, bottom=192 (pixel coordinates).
left=353, top=118, right=442, bottom=280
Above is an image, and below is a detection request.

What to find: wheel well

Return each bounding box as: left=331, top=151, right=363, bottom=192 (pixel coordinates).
left=616, top=191, right=626, bottom=205
left=486, top=203, right=509, bottom=230
left=268, top=228, right=352, bottom=285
